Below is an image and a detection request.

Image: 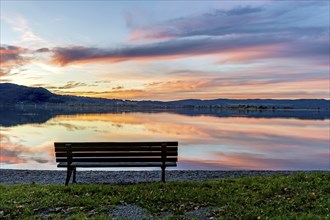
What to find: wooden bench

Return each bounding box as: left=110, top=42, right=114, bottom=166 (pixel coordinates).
left=54, top=142, right=178, bottom=185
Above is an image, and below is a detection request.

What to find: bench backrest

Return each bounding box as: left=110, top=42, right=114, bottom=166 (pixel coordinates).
left=54, top=142, right=178, bottom=164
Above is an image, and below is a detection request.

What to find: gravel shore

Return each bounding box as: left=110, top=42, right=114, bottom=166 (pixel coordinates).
left=0, top=169, right=308, bottom=185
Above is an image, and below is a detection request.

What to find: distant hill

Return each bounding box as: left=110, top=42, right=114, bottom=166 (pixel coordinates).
left=166, top=98, right=330, bottom=109
left=0, top=83, right=120, bottom=105
left=0, top=83, right=329, bottom=109
left=0, top=83, right=62, bottom=104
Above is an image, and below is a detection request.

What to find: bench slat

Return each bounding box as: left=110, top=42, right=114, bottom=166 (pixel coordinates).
left=57, top=162, right=177, bottom=167
left=56, top=157, right=177, bottom=163
left=55, top=151, right=178, bottom=157
left=55, top=142, right=178, bottom=147
left=55, top=146, right=178, bottom=152
left=56, top=157, right=178, bottom=163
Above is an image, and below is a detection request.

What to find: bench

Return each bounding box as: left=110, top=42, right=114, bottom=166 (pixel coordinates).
left=54, top=142, right=178, bottom=185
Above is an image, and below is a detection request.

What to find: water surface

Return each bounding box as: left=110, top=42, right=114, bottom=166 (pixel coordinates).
left=1, top=107, right=329, bottom=170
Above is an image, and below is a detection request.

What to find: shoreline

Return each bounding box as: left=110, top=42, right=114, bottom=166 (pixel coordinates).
left=1, top=169, right=326, bottom=185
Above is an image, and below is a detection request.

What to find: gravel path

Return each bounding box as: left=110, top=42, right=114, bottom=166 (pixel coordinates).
left=0, top=169, right=304, bottom=184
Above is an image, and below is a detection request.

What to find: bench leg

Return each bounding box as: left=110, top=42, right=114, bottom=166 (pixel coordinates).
left=72, top=167, right=77, bottom=183
left=161, top=166, right=165, bottom=182
left=65, top=167, right=73, bottom=186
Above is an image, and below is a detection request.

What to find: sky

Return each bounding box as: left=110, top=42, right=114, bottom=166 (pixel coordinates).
left=1, top=0, right=329, bottom=101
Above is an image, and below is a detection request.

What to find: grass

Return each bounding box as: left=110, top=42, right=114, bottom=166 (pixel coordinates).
left=0, top=172, right=329, bottom=219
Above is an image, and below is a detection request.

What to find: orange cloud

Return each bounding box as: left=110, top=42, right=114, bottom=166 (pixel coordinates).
left=51, top=48, right=190, bottom=66
left=50, top=35, right=291, bottom=66
left=53, top=89, right=146, bottom=99
left=52, top=79, right=329, bottom=101
left=146, top=80, right=210, bottom=92
left=0, top=45, right=29, bottom=75
left=216, top=45, right=283, bottom=63
left=0, top=47, right=23, bottom=55
left=129, top=30, right=174, bottom=41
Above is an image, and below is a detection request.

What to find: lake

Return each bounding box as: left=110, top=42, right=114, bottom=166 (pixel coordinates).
left=1, top=106, right=329, bottom=170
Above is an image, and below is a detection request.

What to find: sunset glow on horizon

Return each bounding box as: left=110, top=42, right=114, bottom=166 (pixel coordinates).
left=1, top=1, right=329, bottom=101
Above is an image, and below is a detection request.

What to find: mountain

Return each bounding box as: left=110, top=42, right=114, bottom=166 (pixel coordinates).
left=0, top=83, right=61, bottom=104
left=0, top=83, right=329, bottom=109
left=0, top=83, right=120, bottom=105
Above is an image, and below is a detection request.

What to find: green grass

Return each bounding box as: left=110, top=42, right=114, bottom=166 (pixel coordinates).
left=0, top=172, right=329, bottom=219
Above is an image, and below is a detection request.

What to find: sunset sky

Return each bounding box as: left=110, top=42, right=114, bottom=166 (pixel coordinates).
left=1, top=0, right=329, bottom=101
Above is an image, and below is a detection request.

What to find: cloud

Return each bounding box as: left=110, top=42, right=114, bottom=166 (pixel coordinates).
left=128, top=2, right=328, bottom=41
left=2, top=15, right=48, bottom=47
left=146, top=80, right=209, bottom=92
left=94, top=80, right=111, bottom=84
left=0, top=1, right=328, bottom=101
left=126, top=69, right=329, bottom=100
left=0, top=45, right=26, bottom=61
left=50, top=2, right=329, bottom=67
left=0, top=16, right=53, bottom=75
left=50, top=74, right=329, bottom=100
left=106, top=1, right=329, bottom=67
left=53, top=89, right=146, bottom=100
left=31, top=81, right=92, bottom=90
left=112, top=86, right=124, bottom=90
left=2, top=1, right=328, bottom=72
left=57, top=81, right=88, bottom=89
left=0, top=44, right=30, bottom=75
left=51, top=31, right=328, bottom=66
left=35, top=48, right=51, bottom=53
left=0, top=44, right=56, bottom=75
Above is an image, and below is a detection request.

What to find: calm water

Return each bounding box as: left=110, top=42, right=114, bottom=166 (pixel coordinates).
left=1, top=106, right=329, bottom=170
